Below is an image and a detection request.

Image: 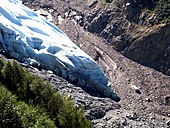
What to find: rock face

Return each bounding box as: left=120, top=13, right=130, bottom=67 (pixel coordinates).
left=0, top=0, right=120, bottom=102
left=23, top=0, right=170, bottom=76
left=82, top=1, right=170, bottom=76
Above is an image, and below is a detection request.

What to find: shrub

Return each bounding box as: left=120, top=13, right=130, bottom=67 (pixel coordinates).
left=134, top=0, right=170, bottom=23
left=154, top=0, right=170, bottom=23
left=0, top=86, right=55, bottom=128
left=58, top=97, right=92, bottom=128
left=106, top=0, right=113, bottom=3
left=0, top=85, right=22, bottom=128
left=0, top=59, right=92, bottom=127
left=1, top=61, right=25, bottom=93
left=15, top=102, right=55, bottom=128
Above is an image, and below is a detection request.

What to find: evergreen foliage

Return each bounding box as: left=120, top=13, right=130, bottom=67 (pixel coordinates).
left=134, top=0, right=158, bottom=8
left=0, top=59, right=92, bottom=128
left=154, top=0, right=170, bottom=23
left=134, top=0, right=169, bottom=23
left=106, top=0, right=113, bottom=3
left=0, top=86, right=55, bottom=128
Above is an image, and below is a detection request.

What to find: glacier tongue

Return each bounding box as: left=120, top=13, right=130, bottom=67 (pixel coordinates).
left=0, top=0, right=120, bottom=102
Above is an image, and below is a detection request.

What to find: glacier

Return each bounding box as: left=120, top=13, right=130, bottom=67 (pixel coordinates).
left=0, top=0, right=120, bottom=102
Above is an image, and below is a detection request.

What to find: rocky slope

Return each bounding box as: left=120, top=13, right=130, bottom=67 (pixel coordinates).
left=6, top=0, right=169, bottom=127
left=23, top=0, right=170, bottom=76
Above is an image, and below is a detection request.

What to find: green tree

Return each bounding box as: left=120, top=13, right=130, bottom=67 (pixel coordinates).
left=0, top=86, right=56, bottom=128
left=0, top=59, right=92, bottom=127
left=58, top=97, right=92, bottom=128
left=0, top=85, right=22, bottom=128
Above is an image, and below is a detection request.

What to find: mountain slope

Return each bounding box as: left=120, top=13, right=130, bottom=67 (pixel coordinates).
left=23, top=0, right=170, bottom=75
left=0, top=0, right=169, bottom=127
left=22, top=0, right=170, bottom=127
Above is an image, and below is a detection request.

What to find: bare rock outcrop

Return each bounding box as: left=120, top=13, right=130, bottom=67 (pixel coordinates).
left=24, top=0, right=170, bottom=76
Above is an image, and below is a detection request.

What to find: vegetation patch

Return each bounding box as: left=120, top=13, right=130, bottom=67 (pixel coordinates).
left=136, top=0, right=170, bottom=23
left=106, top=0, right=113, bottom=3
left=0, top=85, right=55, bottom=128
left=153, top=0, right=170, bottom=23
left=0, top=59, right=92, bottom=128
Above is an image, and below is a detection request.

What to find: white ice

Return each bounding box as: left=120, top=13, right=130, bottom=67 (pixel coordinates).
left=0, top=0, right=120, bottom=101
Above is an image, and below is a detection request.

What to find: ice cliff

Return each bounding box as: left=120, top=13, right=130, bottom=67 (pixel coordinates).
left=0, top=0, right=120, bottom=102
